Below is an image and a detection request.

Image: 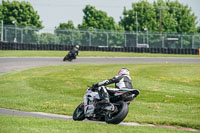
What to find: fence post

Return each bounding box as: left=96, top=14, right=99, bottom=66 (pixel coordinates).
left=124, top=33, right=126, bottom=47
left=192, top=35, right=194, bottom=49
left=181, top=36, right=183, bottom=48
left=106, top=32, right=109, bottom=47
left=89, top=31, right=91, bottom=46
left=1, top=20, right=3, bottom=41
left=136, top=12, right=138, bottom=46
left=21, top=29, right=23, bottom=43
left=5, top=27, right=7, bottom=42
left=37, top=31, right=40, bottom=44
left=162, top=35, right=164, bottom=48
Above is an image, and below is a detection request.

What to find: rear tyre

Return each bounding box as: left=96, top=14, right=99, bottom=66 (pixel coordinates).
left=67, top=54, right=73, bottom=61
left=73, top=103, right=85, bottom=121
left=105, top=101, right=129, bottom=124
left=67, top=57, right=73, bottom=61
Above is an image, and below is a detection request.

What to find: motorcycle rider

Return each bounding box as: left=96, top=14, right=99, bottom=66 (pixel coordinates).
left=69, top=45, right=79, bottom=59
left=91, top=68, right=133, bottom=111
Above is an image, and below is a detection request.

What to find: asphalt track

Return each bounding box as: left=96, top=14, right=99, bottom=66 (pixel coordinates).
left=0, top=57, right=200, bottom=131
left=0, top=57, right=200, bottom=74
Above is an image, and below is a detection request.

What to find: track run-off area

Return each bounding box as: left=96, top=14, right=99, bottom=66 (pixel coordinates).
left=0, top=57, right=200, bottom=132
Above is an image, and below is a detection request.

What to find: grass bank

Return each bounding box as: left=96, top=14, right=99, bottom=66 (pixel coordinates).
left=0, top=115, right=194, bottom=133
left=0, top=50, right=199, bottom=57
left=0, top=64, right=199, bottom=129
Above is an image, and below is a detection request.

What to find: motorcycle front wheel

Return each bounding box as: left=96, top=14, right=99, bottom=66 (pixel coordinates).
left=73, top=102, right=85, bottom=121
left=63, top=56, right=67, bottom=61
left=105, top=101, right=129, bottom=124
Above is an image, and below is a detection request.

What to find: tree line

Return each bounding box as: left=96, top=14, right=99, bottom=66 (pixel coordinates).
left=1, top=0, right=200, bottom=46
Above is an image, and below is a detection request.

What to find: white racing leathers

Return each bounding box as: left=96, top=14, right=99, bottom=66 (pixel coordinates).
left=74, top=74, right=139, bottom=123
left=96, top=74, right=133, bottom=101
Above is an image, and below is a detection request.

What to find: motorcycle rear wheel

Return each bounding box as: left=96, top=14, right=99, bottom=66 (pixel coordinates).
left=73, top=102, right=85, bottom=121
left=67, top=54, right=73, bottom=61
left=105, top=101, right=129, bottom=124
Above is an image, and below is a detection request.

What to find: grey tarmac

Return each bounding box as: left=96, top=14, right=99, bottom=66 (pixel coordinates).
left=0, top=57, right=200, bottom=74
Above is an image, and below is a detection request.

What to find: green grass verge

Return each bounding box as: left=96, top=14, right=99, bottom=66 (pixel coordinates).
left=0, top=50, right=199, bottom=57
left=0, top=64, right=200, bottom=129
left=0, top=115, right=193, bottom=133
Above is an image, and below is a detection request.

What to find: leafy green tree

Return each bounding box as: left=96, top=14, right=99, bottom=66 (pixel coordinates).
left=165, top=0, right=197, bottom=48
left=166, top=0, right=197, bottom=33
left=78, top=5, right=124, bottom=46
left=119, top=1, right=157, bottom=32
left=78, top=5, right=122, bottom=30
left=153, top=0, right=178, bottom=33
left=55, top=21, right=81, bottom=45
left=119, top=0, right=198, bottom=34
left=0, top=4, right=3, bottom=21
left=55, top=21, right=75, bottom=30
left=119, top=1, right=158, bottom=47
left=2, top=0, right=42, bottom=28
left=2, top=0, right=43, bottom=43
left=119, top=0, right=199, bottom=48
left=39, top=33, right=59, bottom=44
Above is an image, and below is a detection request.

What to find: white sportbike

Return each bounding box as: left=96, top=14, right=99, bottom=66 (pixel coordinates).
left=73, top=86, right=140, bottom=124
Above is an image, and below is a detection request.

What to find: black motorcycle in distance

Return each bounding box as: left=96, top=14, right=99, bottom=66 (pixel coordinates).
left=63, top=45, right=79, bottom=61
left=63, top=52, right=76, bottom=61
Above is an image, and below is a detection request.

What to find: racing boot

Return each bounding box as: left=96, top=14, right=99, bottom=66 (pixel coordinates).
left=98, top=86, right=114, bottom=111
left=99, top=98, right=114, bottom=111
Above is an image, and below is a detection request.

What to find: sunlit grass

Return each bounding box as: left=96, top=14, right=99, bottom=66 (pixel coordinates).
left=0, top=50, right=199, bottom=57
left=1, top=115, right=193, bottom=133
left=0, top=64, right=199, bottom=129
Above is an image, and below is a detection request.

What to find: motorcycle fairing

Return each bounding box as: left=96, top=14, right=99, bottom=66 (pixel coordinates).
left=83, top=89, right=100, bottom=117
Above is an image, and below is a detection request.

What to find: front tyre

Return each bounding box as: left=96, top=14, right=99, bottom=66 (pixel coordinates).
left=63, top=56, right=67, bottom=61
left=73, top=103, right=85, bottom=121
left=105, top=101, right=129, bottom=124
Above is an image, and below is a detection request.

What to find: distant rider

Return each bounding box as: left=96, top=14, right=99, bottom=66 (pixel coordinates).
left=92, top=68, right=133, bottom=111
left=70, top=45, right=79, bottom=59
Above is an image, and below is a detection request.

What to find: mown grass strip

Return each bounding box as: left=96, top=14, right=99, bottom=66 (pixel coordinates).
left=0, top=115, right=194, bottom=133
left=0, top=64, right=199, bottom=129
left=0, top=50, right=199, bottom=57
